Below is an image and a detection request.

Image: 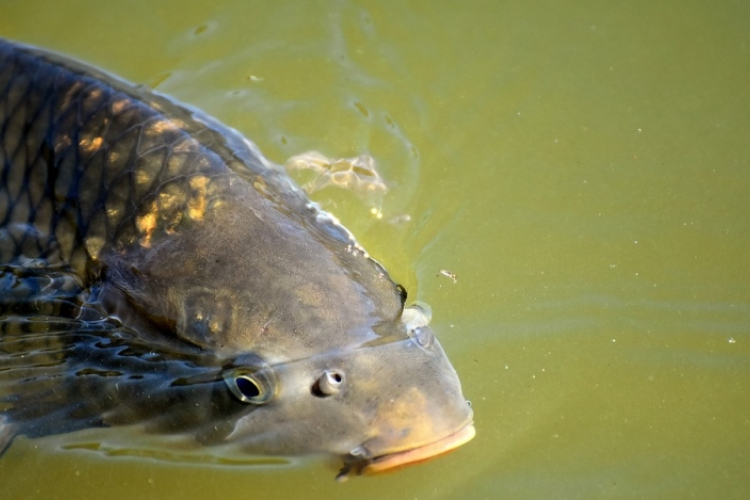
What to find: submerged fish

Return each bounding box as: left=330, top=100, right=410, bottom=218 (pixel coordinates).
left=0, top=38, right=474, bottom=479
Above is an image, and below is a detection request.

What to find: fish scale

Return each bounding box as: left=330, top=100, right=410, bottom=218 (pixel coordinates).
left=2, top=42, right=204, bottom=274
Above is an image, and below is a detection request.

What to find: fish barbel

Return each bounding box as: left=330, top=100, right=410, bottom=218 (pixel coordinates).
left=0, top=38, right=473, bottom=479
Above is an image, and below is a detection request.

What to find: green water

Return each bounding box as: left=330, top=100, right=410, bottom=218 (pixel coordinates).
left=1, top=0, right=749, bottom=499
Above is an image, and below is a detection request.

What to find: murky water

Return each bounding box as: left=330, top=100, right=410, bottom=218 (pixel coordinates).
left=1, top=0, right=749, bottom=499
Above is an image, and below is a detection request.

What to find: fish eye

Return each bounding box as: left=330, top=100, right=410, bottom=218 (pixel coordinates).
left=223, top=370, right=274, bottom=404
left=236, top=376, right=261, bottom=398
left=409, top=326, right=435, bottom=350
left=401, top=302, right=432, bottom=331
left=312, top=370, right=345, bottom=397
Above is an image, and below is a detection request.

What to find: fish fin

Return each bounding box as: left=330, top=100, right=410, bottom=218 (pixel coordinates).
left=0, top=414, right=17, bottom=456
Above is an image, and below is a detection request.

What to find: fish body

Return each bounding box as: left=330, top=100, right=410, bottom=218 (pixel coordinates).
left=0, top=39, right=473, bottom=477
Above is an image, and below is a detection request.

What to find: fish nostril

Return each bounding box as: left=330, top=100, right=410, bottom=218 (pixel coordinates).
left=311, top=369, right=345, bottom=398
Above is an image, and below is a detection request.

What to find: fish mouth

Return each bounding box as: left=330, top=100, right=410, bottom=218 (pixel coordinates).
left=364, top=421, right=476, bottom=474
left=336, top=421, right=475, bottom=481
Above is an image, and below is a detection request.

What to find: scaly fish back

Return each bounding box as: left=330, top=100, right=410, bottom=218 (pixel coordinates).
left=0, top=39, right=362, bottom=280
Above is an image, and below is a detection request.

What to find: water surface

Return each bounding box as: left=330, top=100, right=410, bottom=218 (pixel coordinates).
left=1, top=0, right=749, bottom=499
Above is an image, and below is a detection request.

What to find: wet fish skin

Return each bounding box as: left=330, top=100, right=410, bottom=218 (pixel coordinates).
left=0, top=38, right=473, bottom=473
left=1, top=38, right=400, bottom=358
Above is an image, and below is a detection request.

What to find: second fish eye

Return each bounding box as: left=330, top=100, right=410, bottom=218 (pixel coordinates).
left=410, top=326, right=435, bottom=350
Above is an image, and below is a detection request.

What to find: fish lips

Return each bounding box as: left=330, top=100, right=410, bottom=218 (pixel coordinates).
left=337, top=418, right=475, bottom=481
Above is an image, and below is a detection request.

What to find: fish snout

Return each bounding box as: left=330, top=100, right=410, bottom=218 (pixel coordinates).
left=337, top=336, right=475, bottom=480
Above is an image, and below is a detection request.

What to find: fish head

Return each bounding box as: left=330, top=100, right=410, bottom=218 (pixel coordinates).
left=102, top=185, right=473, bottom=475
left=219, top=303, right=474, bottom=478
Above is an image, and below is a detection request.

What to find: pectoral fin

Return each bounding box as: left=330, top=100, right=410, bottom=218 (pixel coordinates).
left=0, top=415, right=16, bottom=456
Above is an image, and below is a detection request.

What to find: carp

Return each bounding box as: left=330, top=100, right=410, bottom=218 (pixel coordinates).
left=0, top=38, right=473, bottom=479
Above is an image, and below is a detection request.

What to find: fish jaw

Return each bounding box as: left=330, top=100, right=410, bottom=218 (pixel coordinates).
left=364, top=420, right=475, bottom=474
left=336, top=419, right=475, bottom=481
